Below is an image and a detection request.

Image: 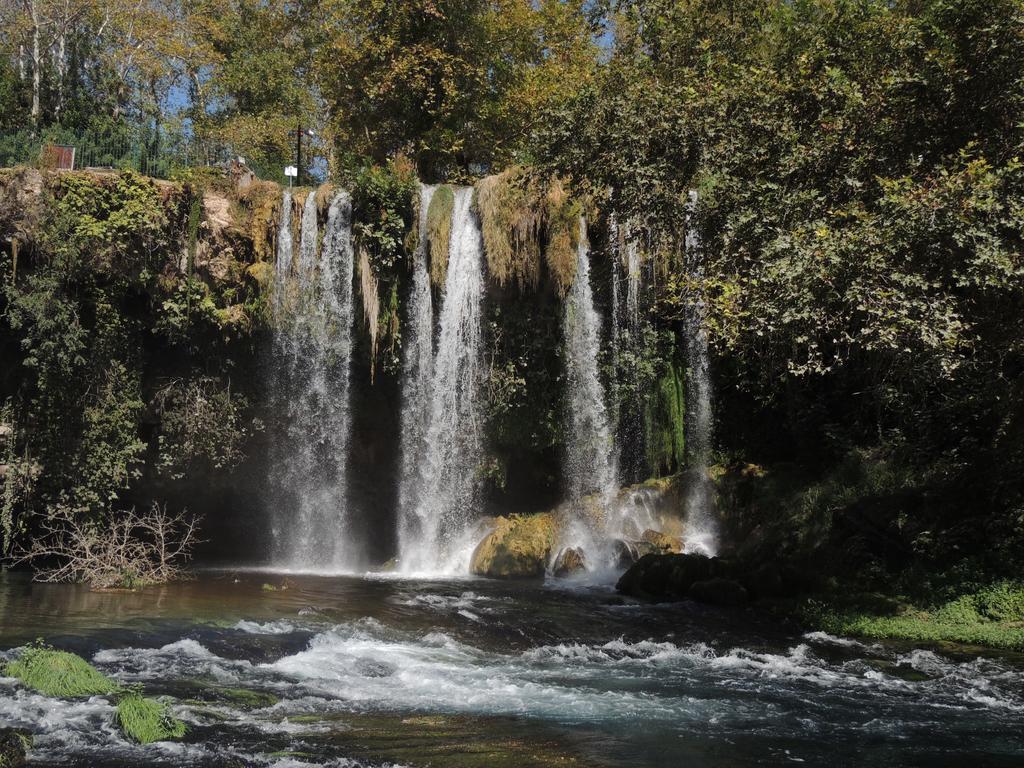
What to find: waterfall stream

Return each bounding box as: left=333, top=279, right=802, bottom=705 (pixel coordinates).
left=398, top=187, right=486, bottom=574
left=683, top=190, right=718, bottom=555
left=269, top=189, right=359, bottom=571
left=560, top=218, right=621, bottom=566
left=397, top=184, right=437, bottom=562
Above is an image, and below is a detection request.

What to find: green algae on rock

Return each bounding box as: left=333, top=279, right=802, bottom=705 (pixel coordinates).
left=470, top=513, right=558, bottom=578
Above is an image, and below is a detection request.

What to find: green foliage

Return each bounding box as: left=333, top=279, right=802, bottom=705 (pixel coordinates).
left=154, top=377, right=253, bottom=481
left=68, top=361, right=146, bottom=513
left=44, top=173, right=169, bottom=278
left=3, top=643, right=119, bottom=698
left=317, top=0, right=599, bottom=178
left=643, top=358, right=686, bottom=477
left=352, top=160, right=418, bottom=275
left=115, top=693, right=187, bottom=744
left=804, top=582, right=1024, bottom=651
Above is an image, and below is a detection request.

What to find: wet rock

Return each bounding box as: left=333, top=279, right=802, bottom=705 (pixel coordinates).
left=610, top=538, right=641, bottom=569
left=551, top=547, right=587, bottom=577
left=0, top=729, right=31, bottom=768
left=640, top=529, right=683, bottom=554
left=356, top=658, right=396, bottom=678
left=470, top=513, right=557, bottom=578
left=688, top=578, right=749, bottom=606
left=616, top=553, right=715, bottom=600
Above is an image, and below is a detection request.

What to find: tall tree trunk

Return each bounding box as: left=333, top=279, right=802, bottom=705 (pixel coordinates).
left=30, top=0, right=42, bottom=132
left=54, top=29, right=66, bottom=123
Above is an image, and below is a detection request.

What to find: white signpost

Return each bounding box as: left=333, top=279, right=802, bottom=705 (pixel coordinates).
left=284, top=165, right=298, bottom=186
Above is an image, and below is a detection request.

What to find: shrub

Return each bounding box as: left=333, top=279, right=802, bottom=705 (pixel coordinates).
left=14, top=503, right=200, bottom=589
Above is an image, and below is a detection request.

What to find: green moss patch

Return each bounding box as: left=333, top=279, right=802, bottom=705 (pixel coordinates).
left=115, top=694, right=187, bottom=744
left=186, top=685, right=278, bottom=710
left=3, top=645, right=119, bottom=698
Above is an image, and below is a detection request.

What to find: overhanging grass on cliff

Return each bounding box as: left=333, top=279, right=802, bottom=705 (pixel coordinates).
left=476, top=167, right=544, bottom=290
left=426, top=184, right=455, bottom=287
left=3, top=644, right=119, bottom=697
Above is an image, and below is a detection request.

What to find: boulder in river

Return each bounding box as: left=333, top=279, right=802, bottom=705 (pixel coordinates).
left=688, top=577, right=749, bottom=606
left=616, top=552, right=716, bottom=599
left=641, top=529, right=683, bottom=554
left=552, top=546, right=587, bottom=577
left=470, top=513, right=557, bottom=578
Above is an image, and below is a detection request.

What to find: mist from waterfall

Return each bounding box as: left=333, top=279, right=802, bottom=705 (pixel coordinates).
left=398, top=187, right=486, bottom=574
left=269, top=189, right=359, bottom=571
left=683, top=190, right=718, bottom=556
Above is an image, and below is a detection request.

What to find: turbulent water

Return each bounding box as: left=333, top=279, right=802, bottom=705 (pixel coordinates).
left=269, top=189, right=359, bottom=571
left=2, top=571, right=1022, bottom=768
left=682, top=190, right=717, bottom=556
left=398, top=187, right=486, bottom=575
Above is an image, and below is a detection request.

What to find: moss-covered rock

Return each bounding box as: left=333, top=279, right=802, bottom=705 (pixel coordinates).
left=640, top=528, right=683, bottom=554
left=470, top=513, right=558, bottom=578
left=551, top=546, right=586, bottom=577
left=3, top=645, right=119, bottom=698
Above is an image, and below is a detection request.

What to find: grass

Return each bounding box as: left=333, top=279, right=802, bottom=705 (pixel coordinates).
left=3, top=644, right=119, bottom=697
left=542, top=178, right=582, bottom=295
left=801, top=581, right=1024, bottom=651
left=476, top=167, right=544, bottom=290
left=115, top=693, right=187, bottom=744
left=426, top=184, right=455, bottom=288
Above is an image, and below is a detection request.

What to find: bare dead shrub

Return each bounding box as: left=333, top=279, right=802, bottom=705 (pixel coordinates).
left=14, top=503, right=200, bottom=588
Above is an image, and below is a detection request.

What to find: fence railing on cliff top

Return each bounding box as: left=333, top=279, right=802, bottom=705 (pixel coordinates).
left=0, top=129, right=248, bottom=181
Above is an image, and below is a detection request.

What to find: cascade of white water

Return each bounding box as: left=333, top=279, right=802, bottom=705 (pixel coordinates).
left=397, top=184, right=437, bottom=558
left=561, top=218, right=619, bottom=561
left=683, top=190, right=718, bottom=556
left=398, top=187, right=486, bottom=574
left=609, top=213, right=622, bottom=393
left=269, top=189, right=359, bottom=571
left=625, top=225, right=642, bottom=338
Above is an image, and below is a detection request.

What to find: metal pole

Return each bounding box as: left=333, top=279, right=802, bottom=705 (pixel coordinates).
left=296, top=122, right=302, bottom=186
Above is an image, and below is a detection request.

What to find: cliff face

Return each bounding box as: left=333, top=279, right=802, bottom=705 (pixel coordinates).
left=0, top=167, right=687, bottom=565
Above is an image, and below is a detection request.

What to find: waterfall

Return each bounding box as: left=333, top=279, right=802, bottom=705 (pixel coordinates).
left=562, top=219, right=619, bottom=553
left=625, top=231, right=641, bottom=337
left=609, top=214, right=645, bottom=485
left=269, top=188, right=359, bottom=571
left=398, top=187, right=486, bottom=574
left=609, top=213, right=622, bottom=392
left=683, top=190, right=718, bottom=556
left=396, top=184, right=437, bottom=560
